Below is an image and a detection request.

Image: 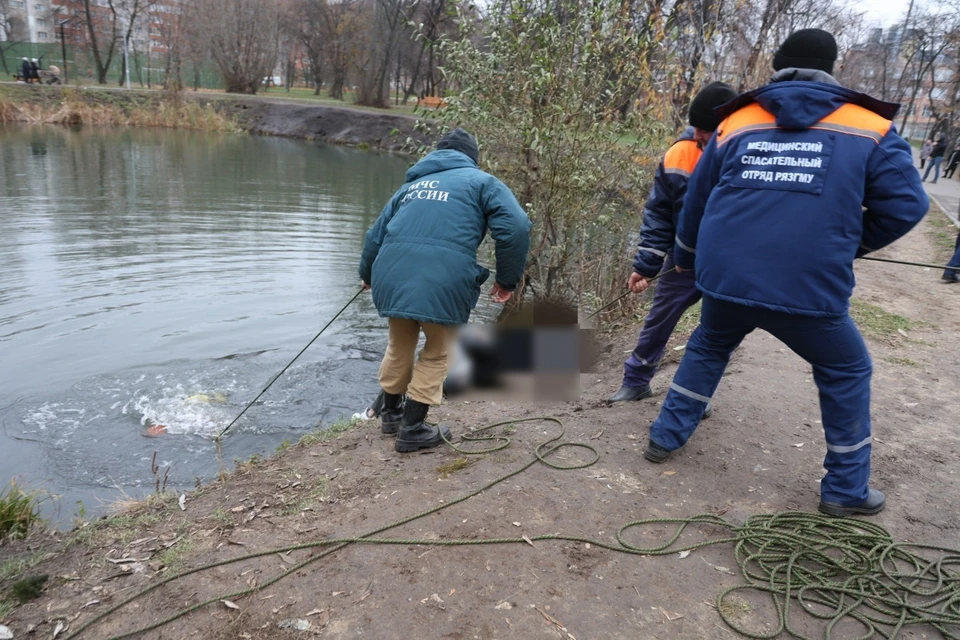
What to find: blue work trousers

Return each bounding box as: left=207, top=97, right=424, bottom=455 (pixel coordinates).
left=946, top=231, right=960, bottom=278
left=649, top=295, right=873, bottom=506
left=623, top=254, right=701, bottom=389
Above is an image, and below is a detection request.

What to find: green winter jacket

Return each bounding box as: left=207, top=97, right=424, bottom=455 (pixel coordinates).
left=359, top=149, right=531, bottom=325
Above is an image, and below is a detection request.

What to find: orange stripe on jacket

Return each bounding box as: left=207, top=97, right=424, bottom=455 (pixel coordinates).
left=812, top=104, right=892, bottom=143
left=716, top=102, right=892, bottom=147
left=662, top=139, right=701, bottom=177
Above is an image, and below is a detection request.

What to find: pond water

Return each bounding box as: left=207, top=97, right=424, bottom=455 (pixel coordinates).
left=0, top=124, right=481, bottom=524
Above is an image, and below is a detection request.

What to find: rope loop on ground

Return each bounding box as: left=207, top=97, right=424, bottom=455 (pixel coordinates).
left=64, top=417, right=960, bottom=640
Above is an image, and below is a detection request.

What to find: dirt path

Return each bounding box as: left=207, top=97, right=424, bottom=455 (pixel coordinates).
left=1, top=209, right=959, bottom=640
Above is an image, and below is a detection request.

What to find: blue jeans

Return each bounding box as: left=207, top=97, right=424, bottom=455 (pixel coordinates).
left=923, top=156, right=943, bottom=182
left=623, top=254, right=701, bottom=389
left=649, top=295, right=873, bottom=506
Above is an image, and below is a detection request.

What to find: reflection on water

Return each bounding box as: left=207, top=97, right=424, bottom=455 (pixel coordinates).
left=0, top=124, right=484, bottom=523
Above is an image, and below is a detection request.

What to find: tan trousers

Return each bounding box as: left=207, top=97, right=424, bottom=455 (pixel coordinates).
left=379, top=318, right=457, bottom=406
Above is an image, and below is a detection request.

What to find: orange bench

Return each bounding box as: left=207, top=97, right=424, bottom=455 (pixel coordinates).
left=418, top=96, right=447, bottom=109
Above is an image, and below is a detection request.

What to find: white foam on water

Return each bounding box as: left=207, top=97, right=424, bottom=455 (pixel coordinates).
left=124, top=382, right=233, bottom=438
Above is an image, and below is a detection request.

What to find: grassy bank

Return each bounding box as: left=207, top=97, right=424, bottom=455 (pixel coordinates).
left=0, top=83, right=426, bottom=151
left=0, top=84, right=240, bottom=132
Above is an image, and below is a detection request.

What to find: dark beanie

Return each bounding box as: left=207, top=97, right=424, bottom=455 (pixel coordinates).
left=688, top=82, right=738, bottom=131
left=436, top=128, right=479, bottom=163
left=773, top=28, right=837, bottom=74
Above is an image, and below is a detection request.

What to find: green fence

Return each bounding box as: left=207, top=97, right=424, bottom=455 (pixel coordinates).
left=1, top=42, right=224, bottom=90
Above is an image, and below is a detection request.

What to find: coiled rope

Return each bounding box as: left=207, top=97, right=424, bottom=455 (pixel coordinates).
left=64, top=416, right=960, bottom=639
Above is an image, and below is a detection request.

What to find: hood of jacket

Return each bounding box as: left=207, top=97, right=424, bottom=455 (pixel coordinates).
left=405, top=149, right=478, bottom=182
left=716, top=68, right=900, bottom=130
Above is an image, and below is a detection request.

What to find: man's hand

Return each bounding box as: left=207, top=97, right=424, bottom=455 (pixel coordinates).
left=674, top=266, right=689, bottom=273
left=490, top=283, right=512, bottom=303
left=628, top=272, right=650, bottom=294
left=361, top=281, right=371, bottom=291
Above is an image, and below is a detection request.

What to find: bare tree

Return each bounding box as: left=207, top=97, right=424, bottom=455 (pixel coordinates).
left=115, top=0, right=156, bottom=86
left=197, top=0, right=281, bottom=94
left=79, top=0, right=120, bottom=84
left=153, top=0, right=193, bottom=92
left=287, top=0, right=325, bottom=94
left=355, top=0, right=417, bottom=107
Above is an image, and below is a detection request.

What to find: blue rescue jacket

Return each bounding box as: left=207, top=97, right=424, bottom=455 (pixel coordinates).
left=633, top=128, right=702, bottom=277
left=675, top=71, right=928, bottom=317
left=359, top=149, right=531, bottom=325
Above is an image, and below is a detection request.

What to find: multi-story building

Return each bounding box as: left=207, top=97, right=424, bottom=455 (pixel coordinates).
left=842, top=25, right=959, bottom=141
left=1, top=0, right=55, bottom=44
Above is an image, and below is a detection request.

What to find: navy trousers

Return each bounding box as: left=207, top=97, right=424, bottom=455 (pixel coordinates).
left=946, top=231, right=960, bottom=278
left=623, top=254, right=701, bottom=389
left=649, top=295, right=873, bottom=506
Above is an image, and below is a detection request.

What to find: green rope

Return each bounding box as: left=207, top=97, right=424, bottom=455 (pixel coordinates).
left=65, top=417, right=960, bottom=640
left=215, top=287, right=365, bottom=441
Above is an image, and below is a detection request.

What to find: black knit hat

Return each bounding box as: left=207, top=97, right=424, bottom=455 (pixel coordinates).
left=688, top=82, right=738, bottom=132
left=436, top=128, right=479, bottom=163
left=773, top=28, right=838, bottom=74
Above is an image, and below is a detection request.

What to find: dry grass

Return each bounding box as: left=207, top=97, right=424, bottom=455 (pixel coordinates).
left=0, top=480, right=45, bottom=541
left=0, top=90, right=240, bottom=132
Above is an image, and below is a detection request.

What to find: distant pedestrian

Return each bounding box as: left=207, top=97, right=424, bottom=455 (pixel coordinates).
left=920, top=139, right=933, bottom=169
left=923, top=133, right=947, bottom=183
left=30, top=59, right=40, bottom=83
left=20, top=57, right=31, bottom=83
left=943, top=143, right=960, bottom=179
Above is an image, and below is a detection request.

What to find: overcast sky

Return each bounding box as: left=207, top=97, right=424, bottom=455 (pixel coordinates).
left=850, top=0, right=910, bottom=27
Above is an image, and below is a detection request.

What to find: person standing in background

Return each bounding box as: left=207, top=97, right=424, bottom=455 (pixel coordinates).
left=922, top=133, right=946, bottom=183
left=920, top=139, right=933, bottom=170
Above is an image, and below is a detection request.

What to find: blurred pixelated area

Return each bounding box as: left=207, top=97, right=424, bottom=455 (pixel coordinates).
left=443, top=299, right=600, bottom=402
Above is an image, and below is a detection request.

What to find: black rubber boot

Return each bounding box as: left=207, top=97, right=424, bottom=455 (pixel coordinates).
left=606, top=385, right=652, bottom=405
left=395, top=400, right=452, bottom=453
left=380, top=392, right=404, bottom=435
left=818, top=488, right=886, bottom=517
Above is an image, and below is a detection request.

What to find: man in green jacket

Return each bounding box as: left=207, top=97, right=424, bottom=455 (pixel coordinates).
left=359, top=128, right=532, bottom=453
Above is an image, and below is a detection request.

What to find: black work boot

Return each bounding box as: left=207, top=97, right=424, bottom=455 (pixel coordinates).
left=818, top=488, right=886, bottom=517
left=606, top=385, right=652, bottom=405
left=643, top=440, right=673, bottom=463
left=380, top=391, right=404, bottom=435
left=395, top=399, right=452, bottom=453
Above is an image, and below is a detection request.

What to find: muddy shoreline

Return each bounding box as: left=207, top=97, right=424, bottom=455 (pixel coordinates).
left=2, top=209, right=960, bottom=639
left=211, top=93, right=430, bottom=152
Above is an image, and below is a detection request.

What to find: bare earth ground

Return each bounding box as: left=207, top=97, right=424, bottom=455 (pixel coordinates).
left=2, top=209, right=959, bottom=640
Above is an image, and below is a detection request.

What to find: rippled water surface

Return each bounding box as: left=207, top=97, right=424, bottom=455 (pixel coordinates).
left=0, top=124, right=426, bottom=521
